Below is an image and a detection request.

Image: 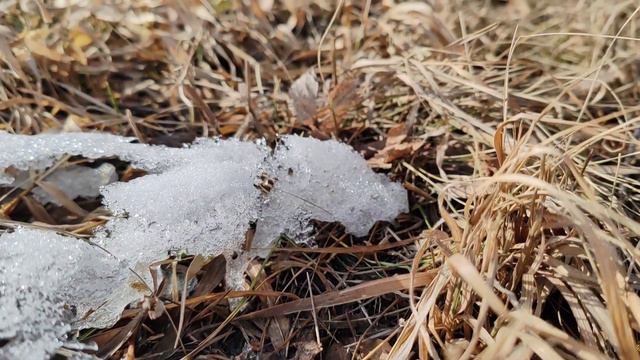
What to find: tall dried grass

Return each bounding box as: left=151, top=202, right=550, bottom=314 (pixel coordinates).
left=1, top=0, right=640, bottom=358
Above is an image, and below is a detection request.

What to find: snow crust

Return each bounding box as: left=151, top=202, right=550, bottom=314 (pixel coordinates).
left=0, top=132, right=408, bottom=358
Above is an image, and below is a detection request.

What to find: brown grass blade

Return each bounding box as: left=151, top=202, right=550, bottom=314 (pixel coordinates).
left=238, top=270, right=437, bottom=320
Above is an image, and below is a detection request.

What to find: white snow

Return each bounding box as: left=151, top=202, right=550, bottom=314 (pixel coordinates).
left=98, top=139, right=265, bottom=263
left=0, top=131, right=181, bottom=184
left=0, top=132, right=408, bottom=358
left=0, top=228, right=128, bottom=359
left=254, top=136, right=408, bottom=251
left=94, top=139, right=267, bottom=313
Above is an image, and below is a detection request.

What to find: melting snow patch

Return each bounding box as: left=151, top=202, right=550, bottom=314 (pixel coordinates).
left=0, top=131, right=181, bottom=184
left=255, top=136, right=408, bottom=250
left=0, top=228, right=128, bottom=359
left=0, top=132, right=408, bottom=358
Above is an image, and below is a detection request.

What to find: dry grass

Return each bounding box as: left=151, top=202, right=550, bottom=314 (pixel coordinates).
left=2, top=0, right=640, bottom=359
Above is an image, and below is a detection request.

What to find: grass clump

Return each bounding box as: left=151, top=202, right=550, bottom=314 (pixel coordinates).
left=1, top=0, right=640, bottom=358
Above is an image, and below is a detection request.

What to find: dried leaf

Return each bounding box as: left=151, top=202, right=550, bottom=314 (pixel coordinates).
left=21, top=195, right=56, bottom=224
left=0, top=35, right=28, bottom=80
left=368, top=125, right=424, bottom=169
left=246, top=260, right=290, bottom=349
left=94, top=4, right=125, bottom=22
left=36, top=179, right=88, bottom=217
left=24, top=28, right=71, bottom=62
left=293, top=340, right=322, bottom=360
left=191, top=255, right=226, bottom=297
left=289, top=70, right=319, bottom=122
left=326, top=343, right=350, bottom=360
left=89, top=311, right=144, bottom=359
left=174, top=255, right=207, bottom=348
